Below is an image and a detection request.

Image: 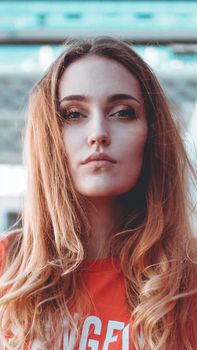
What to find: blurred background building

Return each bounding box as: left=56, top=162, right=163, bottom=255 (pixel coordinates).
left=0, top=0, right=197, bottom=232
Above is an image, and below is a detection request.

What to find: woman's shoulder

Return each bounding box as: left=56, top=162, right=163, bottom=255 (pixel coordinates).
left=0, top=229, right=22, bottom=274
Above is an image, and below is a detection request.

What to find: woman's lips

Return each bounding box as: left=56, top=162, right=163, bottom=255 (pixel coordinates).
left=82, top=152, right=117, bottom=165
left=84, top=160, right=114, bottom=168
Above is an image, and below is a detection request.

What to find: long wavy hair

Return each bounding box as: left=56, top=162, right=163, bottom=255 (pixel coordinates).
left=0, top=37, right=196, bottom=350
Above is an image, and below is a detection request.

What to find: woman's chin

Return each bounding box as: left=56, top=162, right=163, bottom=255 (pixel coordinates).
left=76, top=185, right=133, bottom=198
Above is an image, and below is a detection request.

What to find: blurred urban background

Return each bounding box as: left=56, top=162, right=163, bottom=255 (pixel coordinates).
left=0, top=0, right=197, bottom=232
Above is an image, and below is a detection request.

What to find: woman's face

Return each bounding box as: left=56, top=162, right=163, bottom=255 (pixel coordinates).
left=59, top=55, right=148, bottom=198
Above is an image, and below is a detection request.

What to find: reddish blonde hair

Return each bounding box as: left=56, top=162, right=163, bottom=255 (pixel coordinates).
left=0, top=37, right=196, bottom=350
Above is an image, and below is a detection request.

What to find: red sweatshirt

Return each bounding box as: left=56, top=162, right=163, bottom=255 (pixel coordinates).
left=0, top=240, right=134, bottom=350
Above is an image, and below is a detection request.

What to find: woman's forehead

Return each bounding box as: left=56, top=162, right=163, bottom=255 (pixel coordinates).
left=58, top=55, right=143, bottom=104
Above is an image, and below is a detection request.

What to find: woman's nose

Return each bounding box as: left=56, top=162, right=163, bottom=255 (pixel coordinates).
left=87, top=120, right=111, bottom=147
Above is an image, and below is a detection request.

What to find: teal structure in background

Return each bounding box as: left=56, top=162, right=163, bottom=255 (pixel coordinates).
left=0, top=44, right=197, bottom=75
left=0, top=0, right=197, bottom=44
left=0, top=0, right=197, bottom=72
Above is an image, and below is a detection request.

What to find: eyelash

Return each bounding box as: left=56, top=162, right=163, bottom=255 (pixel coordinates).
left=109, top=108, right=136, bottom=119
left=61, top=110, right=85, bottom=120
left=61, top=107, right=137, bottom=121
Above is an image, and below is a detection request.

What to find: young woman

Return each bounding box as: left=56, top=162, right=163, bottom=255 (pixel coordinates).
left=0, top=37, right=196, bottom=350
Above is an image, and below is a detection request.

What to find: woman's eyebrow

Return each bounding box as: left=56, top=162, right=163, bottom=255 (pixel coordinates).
left=59, top=95, right=89, bottom=104
left=59, top=93, right=140, bottom=104
left=107, top=93, right=140, bottom=104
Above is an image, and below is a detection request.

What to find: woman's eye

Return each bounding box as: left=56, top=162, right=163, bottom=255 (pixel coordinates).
left=109, top=108, right=137, bottom=120
left=61, top=110, right=85, bottom=121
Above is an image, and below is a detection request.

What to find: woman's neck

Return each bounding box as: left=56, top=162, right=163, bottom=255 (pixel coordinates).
left=85, top=197, right=123, bottom=259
